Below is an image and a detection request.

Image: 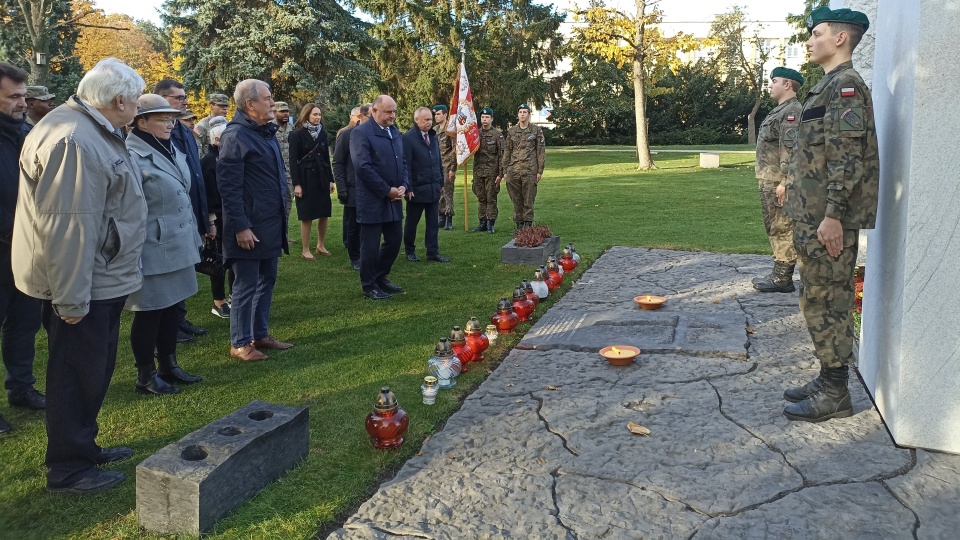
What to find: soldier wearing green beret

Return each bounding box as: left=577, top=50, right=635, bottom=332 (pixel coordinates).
left=504, top=103, right=545, bottom=229
left=433, top=104, right=457, bottom=230
left=471, top=107, right=505, bottom=233
left=781, top=7, right=879, bottom=423
left=195, top=93, right=230, bottom=158
left=753, top=67, right=804, bottom=293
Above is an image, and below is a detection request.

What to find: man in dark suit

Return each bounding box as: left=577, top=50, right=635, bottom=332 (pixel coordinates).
left=350, top=95, right=409, bottom=300
left=333, top=103, right=371, bottom=271
left=402, top=107, right=451, bottom=263
left=155, top=79, right=210, bottom=341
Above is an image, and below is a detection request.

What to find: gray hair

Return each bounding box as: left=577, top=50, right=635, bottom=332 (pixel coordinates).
left=77, top=58, right=145, bottom=109
left=234, top=79, right=268, bottom=112
left=208, top=122, right=228, bottom=143
left=413, top=106, right=432, bottom=120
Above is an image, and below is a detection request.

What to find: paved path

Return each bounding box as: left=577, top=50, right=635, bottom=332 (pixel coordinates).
left=330, top=248, right=960, bottom=539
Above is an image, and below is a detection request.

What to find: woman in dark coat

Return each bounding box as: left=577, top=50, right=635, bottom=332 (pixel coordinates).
left=200, top=117, right=234, bottom=319
left=289, top=103, right=335, bottom=260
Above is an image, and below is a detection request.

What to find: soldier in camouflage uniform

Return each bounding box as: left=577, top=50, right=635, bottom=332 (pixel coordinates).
left=434, top=105, right=457, bottom=230
left=195, top=93, right=229, bottom=158
left=472, top=107, right=504, bottom=233
left=180, top=109, right=200, bottom=153
left=272, top=101, right=294, bottom=219
left=781, top=7, right=879, bottom=423
left=503, top=103, right=545, bottom=229
left=753, top=67, right=804, bottom=293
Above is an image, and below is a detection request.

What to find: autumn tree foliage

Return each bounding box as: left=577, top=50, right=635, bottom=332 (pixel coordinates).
left=0, top=0, right=84, bottom=97
left=572, top=0, right=695, bottom=170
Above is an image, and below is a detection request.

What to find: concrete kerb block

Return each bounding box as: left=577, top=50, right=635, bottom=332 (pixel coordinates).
left=136, top=400, right=309, bottom=536
left=699, top=152, right=720, bottom=168
left=501, top=235, right=560, bottom=266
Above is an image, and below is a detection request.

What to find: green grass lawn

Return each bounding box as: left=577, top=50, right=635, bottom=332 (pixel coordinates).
left=0, top=146, right=769, bottom=539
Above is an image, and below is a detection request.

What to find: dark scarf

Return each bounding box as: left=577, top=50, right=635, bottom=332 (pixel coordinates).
left=132, top=126, right=177, bottom=165
left=0, top=111, right=25, bottom=145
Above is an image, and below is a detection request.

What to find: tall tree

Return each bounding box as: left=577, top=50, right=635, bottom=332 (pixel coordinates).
left=786, top=0, right=829, bottom=98
left=709, top=6, right=771, bottom=145
left=0, top=0, right=84, bottom=96
left=572, top=0, right=695, bottom=170
left=551, top=47, right=635, bottom=145
left=162, top=0, right=378, bottom=108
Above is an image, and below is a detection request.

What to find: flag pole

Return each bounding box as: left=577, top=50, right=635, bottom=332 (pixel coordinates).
left=460, top=40, right=469, bottom=232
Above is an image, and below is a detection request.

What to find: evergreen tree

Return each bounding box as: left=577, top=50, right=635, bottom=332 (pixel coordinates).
left=0, top=0, right=84, bottom=100
left=786, top=0, right=829, bottom=98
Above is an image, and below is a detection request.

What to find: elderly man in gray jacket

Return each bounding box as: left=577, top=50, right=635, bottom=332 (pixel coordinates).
left=13, top=58, right=147, bottom=494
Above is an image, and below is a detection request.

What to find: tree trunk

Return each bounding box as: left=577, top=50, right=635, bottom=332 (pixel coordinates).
left=747, top=96, right=762, bottom=145
left=18, top=0, right=52, bottom=85
left=634, top=0, right=655, bottom=170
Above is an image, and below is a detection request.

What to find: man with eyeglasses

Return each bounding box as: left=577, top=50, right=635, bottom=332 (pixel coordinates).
left=155, top=79, right=212, bottom=343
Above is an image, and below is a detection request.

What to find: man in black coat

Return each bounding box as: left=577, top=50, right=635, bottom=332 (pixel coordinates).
left=333, top=103, right=370, bottom=271
left=217, top=79, right=292, bottom=361
left=155, top=78, right=210, bottom=340
left=402, top=107, right=452, bottom=263
left=0, top=62, right=43, bottom=435
left=350, top=95, right=409, bottom=300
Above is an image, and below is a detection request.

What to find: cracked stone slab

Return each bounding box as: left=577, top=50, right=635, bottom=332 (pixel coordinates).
left=556, top=474, right=707, bottom=538
left=518, top=310, right=749, bottom=359
left=692, top=482, right=916, bottom=539
left=885, top=449, right=960, bottom=539
left=539, top=380, right=803, bottom=515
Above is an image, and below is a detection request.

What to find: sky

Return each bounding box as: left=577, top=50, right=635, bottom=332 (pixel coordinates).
left=93, top=0, right=806, bottom=27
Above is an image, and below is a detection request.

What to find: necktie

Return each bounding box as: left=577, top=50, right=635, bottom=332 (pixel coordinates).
left=384, top=126, right=392, bottom=139
left=423, top=132, right=430, bottom=146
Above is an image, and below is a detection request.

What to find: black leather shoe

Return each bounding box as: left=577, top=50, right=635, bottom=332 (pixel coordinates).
left=351, top=259, right=361, bottom=271
left=378, top=280, right=404, bottom=293
left=0, top=415, right=11, bottom=435
left=48, top=469, right=125, bottom=494
left=362, top=288, right=392, bottom=300
left=96, top=446, right=133, bottom=465
left=9, top=388, right=46, bottom=410
left=427, top=253, right=451, bottom=263
left=176, top=330, right=195, bottom=343
left=406, top=253, right=421, bottom=262
left=179, top=320, right=207, bottom=336
left=136, top=370, right=181, bottom=395
left=157, top=354, right=203, bottom=385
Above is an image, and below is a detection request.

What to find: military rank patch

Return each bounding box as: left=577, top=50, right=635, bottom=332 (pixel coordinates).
left=840, top=107, right=864, bottom=131
left=841, top=87, right=856, bottom=97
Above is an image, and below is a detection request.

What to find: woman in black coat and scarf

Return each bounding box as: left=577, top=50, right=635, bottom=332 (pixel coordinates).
left=289, top=103, right=335, bottom=260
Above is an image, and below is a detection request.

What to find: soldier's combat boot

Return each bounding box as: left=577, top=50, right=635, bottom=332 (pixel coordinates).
left=783, top=369, right=824, bottom=403
left=753, top=261, right=796, bottom=293
left=752, top=266, right=774, bottom=285
left=444, top=215, right=453, bottom=230
left=516, top=221, right=523, bottom=231
left=473, top=219, right=488, bottom=232
left=783, top=366, right=852, bottom=422
left=487, top=219, right=496, bottom=234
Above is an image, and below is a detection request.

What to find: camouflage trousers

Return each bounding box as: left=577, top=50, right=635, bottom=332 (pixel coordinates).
left=439, top=173, right=456, bottom=217
left=794, top=221, right=859, bottom=368
left=506, top=173, right=538, bottom=223
left=284, top=176, right=294, bottom=219
left=758, top=180, right=796, bottom=263
left=472, top=173, right=500, bottom=221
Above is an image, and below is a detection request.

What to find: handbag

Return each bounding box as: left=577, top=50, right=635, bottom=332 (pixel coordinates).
left=195, top=236, right=224, bottom=276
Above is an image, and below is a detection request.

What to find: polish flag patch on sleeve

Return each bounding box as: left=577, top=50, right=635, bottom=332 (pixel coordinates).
left=840, top=87, right=856, bottom=97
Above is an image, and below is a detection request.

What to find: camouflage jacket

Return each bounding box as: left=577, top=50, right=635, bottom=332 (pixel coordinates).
left=785, top=61, right=879, bottom=229
left=195, top=116, right=212, bottom=158
left=274, top=120, right=293, bottom=174
left=473, top=126, right=505, bottom=177
left=437, top=123, right=457, bottom=176
left=504, top=123, right=545, bottom=177
left=756, top=97, right=801, bottom=183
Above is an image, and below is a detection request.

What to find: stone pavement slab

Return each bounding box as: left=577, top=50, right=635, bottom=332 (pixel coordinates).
left=330, top=248, right=960, bottom=539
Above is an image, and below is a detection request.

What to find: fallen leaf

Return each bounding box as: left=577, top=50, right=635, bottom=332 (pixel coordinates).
left=516, top=399, right=523, bottom=403
left=416, top=450, right=423, bottom=456
left=713, top=299, right=721, bottom=304
left=627, top=422, right=651, bottom=436
left=544, top=385, right=560, bottom=391
left=745, top=327, right=757, bottom=334
left=537, top=457, right=547, bottom=464
left=506, top=383, right=515, bottom=387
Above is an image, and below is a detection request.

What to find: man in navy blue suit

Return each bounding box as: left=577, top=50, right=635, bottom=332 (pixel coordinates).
left=402, top=107, right=451, bottom=263
left=350, top=95, right=409, bottom=300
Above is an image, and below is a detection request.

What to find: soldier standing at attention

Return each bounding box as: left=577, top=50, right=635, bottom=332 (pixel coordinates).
left=781, top=7, right=878, bottom=423
left=23, top=85, right=55, bottom=130
left=503, top=103, right=545, bottom=230
left=433, top=104, right=457, bottom=230
left=195, top=93, right=230, bottom=158
left=471, top=107, right=504, bottom=233
left=273, top=101, right=294, bottom=219
left=753, top=67, right=804, bottom=293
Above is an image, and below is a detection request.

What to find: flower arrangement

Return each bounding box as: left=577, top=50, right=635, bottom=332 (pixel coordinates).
left=512, top=224, right=553, bottom=248
left=854, top=265, right=865, bottom=314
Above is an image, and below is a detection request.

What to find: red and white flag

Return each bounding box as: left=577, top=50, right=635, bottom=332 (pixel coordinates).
left=446, top=62, right=481, bottom=165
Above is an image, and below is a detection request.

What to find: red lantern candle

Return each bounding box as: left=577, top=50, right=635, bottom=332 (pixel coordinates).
left=364, top=387, right=409, bottom=450
left=448, top=325, right=474, bottom=369
left=512, top=286, right=535, bottom=322
left=492, top=297, right=520, bottom=333
left=546, top=258, right=564, bottom=285
left=522, top=280, right=540, bottom=307
left=464, top=317, right=489, bottom=361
